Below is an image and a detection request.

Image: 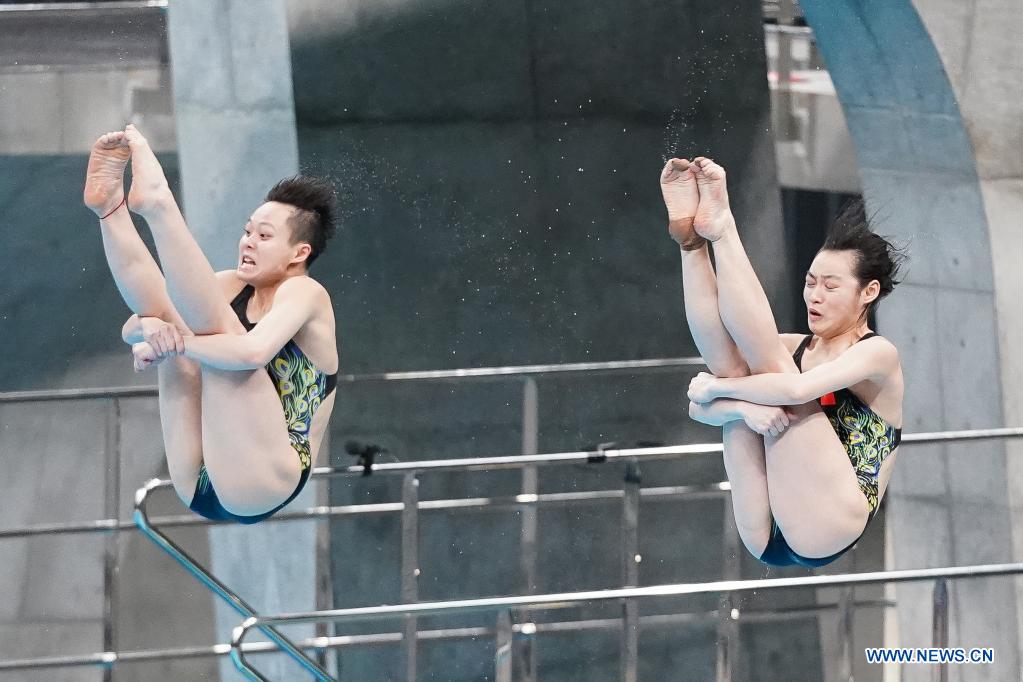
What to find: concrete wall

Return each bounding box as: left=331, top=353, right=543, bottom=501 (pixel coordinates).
left=0, top=68, right=174, bottom=157
left=0, top=153, right=221, bottom=681
left=909, top=1, right=1023, bottom=679
left=0, top=396, right=220, bottom=682
left=0, top=5, right=174, bottom=156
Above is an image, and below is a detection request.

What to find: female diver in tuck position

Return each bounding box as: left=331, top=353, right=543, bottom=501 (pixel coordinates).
left=84, top=125, right=339, bottom=524
left=660, top=156, right=906, bottom=567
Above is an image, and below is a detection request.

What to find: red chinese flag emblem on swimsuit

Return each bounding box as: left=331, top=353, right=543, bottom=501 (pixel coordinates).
left=820, top=392, right=837, bottom=407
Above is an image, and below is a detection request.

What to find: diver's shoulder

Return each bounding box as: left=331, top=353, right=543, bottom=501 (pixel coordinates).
left=859, top=333, right=900, bottom=366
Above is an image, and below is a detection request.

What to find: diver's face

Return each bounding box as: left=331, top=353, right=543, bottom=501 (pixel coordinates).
left=236, top=201, right=307, bottom=283
left=804, top=249, right=873, bottom=336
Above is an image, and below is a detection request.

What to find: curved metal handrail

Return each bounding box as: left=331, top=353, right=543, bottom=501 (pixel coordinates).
left=232, top=561, right=1023, bottom=680
left=132, top=481, right=333, bottom=681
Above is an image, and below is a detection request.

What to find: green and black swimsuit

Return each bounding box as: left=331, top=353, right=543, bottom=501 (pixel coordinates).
left=758, top=332, right=901, bottom=567
left=188, top=285, right=337, bottom=524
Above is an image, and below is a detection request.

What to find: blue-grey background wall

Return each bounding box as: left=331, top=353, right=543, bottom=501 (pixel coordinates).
left=0, top=156, right=178, bottom=390
left=282, top=1, right=841, bottom=679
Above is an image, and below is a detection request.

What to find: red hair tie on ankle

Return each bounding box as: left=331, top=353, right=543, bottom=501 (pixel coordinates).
left=100, top=197, right=126, bottom=220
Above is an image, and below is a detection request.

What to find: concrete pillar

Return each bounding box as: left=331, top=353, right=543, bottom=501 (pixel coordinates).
left=167, top=0, right=300, bottom=268
left=801, top=1, right=1020, bottom=678
left=166, top=2, right=315, bottom=679
left=909, top=2, right=1023, bottom=679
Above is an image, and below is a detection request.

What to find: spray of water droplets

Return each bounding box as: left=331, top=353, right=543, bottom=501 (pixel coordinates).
left=662, top=108, right=688, bottom=163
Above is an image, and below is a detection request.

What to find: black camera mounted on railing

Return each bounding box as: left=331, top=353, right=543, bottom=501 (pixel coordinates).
left=583, top=440, right=663, bottom=483
left=344, top=440, right=388, bottom=476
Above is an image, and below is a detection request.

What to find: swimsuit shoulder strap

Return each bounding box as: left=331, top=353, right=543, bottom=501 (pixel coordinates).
left=851, top=331, right=902, bottom=439
left=230, top=285, right=256, bottom=331
left=792, top=334, right=813, bottom=371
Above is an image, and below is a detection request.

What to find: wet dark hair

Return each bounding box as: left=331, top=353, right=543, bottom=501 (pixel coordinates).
left=819, top=199, right=908, bottom=318
left=265, top=175, right=337, bottom=268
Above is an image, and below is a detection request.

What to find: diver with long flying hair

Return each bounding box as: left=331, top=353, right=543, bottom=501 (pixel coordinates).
left=661, top=156, right=906, bottom=566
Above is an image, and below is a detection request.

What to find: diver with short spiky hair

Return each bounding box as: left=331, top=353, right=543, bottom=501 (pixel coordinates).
left=85, top=125, right=339, bottom=524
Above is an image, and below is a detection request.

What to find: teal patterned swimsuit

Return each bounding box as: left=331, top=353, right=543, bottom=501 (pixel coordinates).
left=188, top=284, right=337, bottom=524
left=757, top=332, right=900, bottom=568
left=264, top=340, right=337, bottom=471
left=793, top=333, right=901, bottom=513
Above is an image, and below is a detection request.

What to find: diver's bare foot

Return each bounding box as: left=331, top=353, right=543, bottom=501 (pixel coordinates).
left=124, top=124, right=174, bottom=217
left=659, top=158, right=707, bottom=251
left=691, top=157, right=734, bottom=241
left=84, top=131, right=130, bottom=218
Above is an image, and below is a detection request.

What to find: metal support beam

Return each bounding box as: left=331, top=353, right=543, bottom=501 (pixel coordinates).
left=620, top=461, right=641, bottom=682
left=932, top=579, right=949, bottom=682
left=495, top=610, right=513, bottom=682
left=101, top=398, right=122, bottom=682
left=715, top=496, right=740, bottom=682
left=836, top=587, right=854, bottom=682
left=519, top=377, right=540, bottom=599
left=401, top=474, right=420, bottom=682
left=315, top=431, right=335, bottom=673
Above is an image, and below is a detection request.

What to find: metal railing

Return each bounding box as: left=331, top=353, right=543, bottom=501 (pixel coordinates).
left=0, top=391, right=130, bottom=682
left=129, top=441, right=731, bottom=682
left=213, top=425, right=1022, bottom=682
left=4, top=355, right=1023, bottom=679
left=231, top=562, right=1022, bottom=681
left=5, top=425, right=1018, bottom=677
left=0, top=356, right=702, bottom=677
left=0, top=598, right=894, bottom=673
left=0, top=1, right=168, bottom=13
